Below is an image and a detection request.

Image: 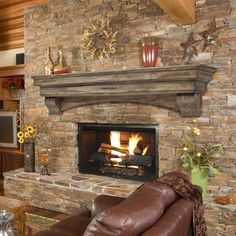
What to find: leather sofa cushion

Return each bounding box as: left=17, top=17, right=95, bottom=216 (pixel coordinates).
left=84, top=182, right=178, bottom=236
left=141, top=198, right=193, bottom=236
left=91, top=195, right=125, bottom=218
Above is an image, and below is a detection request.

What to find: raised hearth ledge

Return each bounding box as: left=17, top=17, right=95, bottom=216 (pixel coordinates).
left=3, top=169, right=141, bottom=214
left=4, top=170, right=236, bottom=236
left=32, top=65, right=216, bottom=117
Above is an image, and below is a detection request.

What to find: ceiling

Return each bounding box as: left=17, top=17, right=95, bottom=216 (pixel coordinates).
left=0, top=0, right=49, bottom=51
left=0, top=0, right=195, bottom=52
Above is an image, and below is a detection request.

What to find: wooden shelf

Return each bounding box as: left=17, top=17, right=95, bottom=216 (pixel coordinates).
left=0, top=147, right=23, bottom=155
left=0, top=65, right=25, bottom=77
left=154, top=0, right=195, bottom=25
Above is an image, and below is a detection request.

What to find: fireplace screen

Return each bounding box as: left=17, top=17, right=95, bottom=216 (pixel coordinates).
left=78, top=123, right=159, bottom=182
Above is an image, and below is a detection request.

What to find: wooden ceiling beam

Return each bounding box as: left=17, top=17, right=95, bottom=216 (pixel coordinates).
left=0, top=0, right=49, bottom=9
left=0, top=28, right=24, bottom=36
left=0, top=39, right=24, bottom=47
left=154, top=0, right=195, bottom=25
left=0, top=42, right=24, bottom=51
left=0, top=17, right=23, bottom=32
left=0, top=0, right=50, bottom=51
left=0, top=32, right=24, bottom=44
left=0, top=65, right=25, bottom=77
left=0, top=39, right=24, bottom=51
left=0, top=0, right=32, bottom=9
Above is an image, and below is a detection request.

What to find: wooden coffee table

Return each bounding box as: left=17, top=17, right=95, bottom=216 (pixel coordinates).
left=0, top=196, right=28, bottom=235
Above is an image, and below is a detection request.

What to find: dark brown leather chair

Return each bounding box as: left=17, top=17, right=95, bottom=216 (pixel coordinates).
left=33, top=181, right=193, bottom=236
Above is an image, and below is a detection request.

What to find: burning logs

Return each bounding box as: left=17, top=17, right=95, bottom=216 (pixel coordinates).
left=121, top=155, right=152, bottom=167
left=98, top=143, right=129, bottom=155
left=89, top=153, right=118, bottom=163
left=99, top=166, right=144, bottom=176
left=89, top=142, right=153, bottom=168
left=89, top=153, right=152, bottom=167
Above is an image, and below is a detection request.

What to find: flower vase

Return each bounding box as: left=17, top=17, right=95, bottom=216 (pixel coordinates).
left=191, top=167, right=208, bottom=199
left=0, top=210, right=15, bottom=236
left=24, top=142, right=35, bottom=172
left=9, top=89, right=19, bottom=98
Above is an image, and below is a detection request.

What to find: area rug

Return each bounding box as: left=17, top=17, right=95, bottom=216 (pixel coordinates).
left=25, top=212, right=60, bottom=236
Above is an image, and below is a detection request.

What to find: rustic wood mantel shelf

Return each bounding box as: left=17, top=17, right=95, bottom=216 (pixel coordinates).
left=32, top=64, right=216, bottom=117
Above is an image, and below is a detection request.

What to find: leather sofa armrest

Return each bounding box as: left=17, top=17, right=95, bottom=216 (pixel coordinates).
left=91, top=194, right=125, bottom=218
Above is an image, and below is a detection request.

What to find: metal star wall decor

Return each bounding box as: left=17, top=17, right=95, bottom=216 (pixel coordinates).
left=199, top=18, right=222, bottom=52
left=180, top=32, right=198, bottom=63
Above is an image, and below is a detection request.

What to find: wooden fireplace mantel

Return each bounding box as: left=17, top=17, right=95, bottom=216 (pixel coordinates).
left=32, top=64, right=216, bottom=117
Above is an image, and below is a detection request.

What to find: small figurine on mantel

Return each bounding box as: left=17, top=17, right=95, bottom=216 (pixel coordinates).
left=44, top=46, right=54, bottom=75
left=53, top=50, right=71, bottom=74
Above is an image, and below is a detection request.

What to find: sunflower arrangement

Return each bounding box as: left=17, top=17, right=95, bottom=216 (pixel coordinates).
left=17, top=125, right=38, bottom=144
left=80, top=18, right=118, bottom=61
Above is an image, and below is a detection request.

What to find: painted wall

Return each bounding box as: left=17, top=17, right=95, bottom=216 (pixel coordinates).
left=0, top=48, right=24, bottom=67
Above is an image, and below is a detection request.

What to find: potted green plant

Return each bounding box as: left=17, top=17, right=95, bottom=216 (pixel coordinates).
left=177, top=126, right=224, bottom=198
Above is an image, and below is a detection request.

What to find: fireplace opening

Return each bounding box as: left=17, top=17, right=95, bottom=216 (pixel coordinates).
left=78, top=123, right=159, bottom=182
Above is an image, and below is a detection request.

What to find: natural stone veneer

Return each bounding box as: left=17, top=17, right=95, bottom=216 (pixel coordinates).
left=4, top=0, right=236, bottom=235
left=4, top=169, right=140, bottom=214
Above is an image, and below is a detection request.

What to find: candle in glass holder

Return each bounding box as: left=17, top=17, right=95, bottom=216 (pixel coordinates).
left=139, top=36, right=159, bottom=68
left=39, top=148, right=52, bottom=176
left=39, top=154, right=50, bottom=165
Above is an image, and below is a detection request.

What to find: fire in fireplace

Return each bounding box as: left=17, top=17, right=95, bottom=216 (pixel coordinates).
left=78, top=123, right=159, bottom=182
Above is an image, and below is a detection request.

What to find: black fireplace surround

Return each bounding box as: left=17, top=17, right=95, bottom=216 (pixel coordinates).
left=78, top=123, right=159, bottom=182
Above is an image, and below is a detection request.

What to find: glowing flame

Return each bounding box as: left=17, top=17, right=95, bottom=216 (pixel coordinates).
left=110, top=131, right=147, bottom=160
left=110, top=131, right=122, bottom=156
left=142, top=145, right=149, bottom=155
left=129, top=134, right=142, bottom=155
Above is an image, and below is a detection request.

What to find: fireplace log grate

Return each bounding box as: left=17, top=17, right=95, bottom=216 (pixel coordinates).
left=89, top=153, right=152, bottom=167
left=99, top=166, right=144, bottom=177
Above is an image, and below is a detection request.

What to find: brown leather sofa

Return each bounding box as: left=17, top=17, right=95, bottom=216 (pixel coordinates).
left=33, top=180, right=193, bottom=236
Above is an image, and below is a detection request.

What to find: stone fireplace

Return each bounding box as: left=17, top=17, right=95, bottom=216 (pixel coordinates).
left=4, top=0, right=236, bottom=235
left=31, top=64, right=216, bottom=177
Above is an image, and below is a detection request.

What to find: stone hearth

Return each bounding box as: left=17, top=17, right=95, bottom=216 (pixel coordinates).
left=4, top=169, right=141, bottom=214
left=4, top=169, right=236, bottom=236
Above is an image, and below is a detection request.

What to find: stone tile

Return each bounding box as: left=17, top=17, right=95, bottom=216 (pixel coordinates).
left=71, top=175, right=88, bottom=182
left=54, top=179, right=71, bottom=187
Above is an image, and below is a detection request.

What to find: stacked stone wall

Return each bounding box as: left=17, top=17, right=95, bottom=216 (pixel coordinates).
left=20, top=1, right=236, bottom=234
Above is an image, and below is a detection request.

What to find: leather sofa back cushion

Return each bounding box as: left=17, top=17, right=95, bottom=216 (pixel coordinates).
left=84, top=182, right=178, bottom=236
